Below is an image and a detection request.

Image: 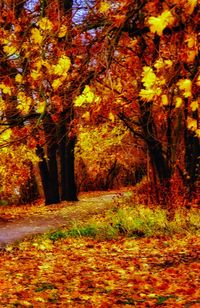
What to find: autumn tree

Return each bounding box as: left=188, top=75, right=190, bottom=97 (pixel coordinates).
left=0, top=0, right=100, bottom=204
left=1, top=0, right=199, bottom=208
left=0, top=0, right=41, bottom=204
left=74, top=0, right=199, bottom=206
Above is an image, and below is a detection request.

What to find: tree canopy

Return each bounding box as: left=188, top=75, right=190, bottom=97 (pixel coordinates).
left=0, top=0, right=199, bottom=207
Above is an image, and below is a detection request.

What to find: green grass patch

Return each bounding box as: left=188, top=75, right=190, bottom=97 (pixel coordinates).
left=61, top=205, right=199, bottom=240
left=109, top=205, right=200, bottom=237
left=49, top=229, right=67, bottom=241
left=46, top=203, right=199, bottom=242
left=67, top=224, right=98, bottom=237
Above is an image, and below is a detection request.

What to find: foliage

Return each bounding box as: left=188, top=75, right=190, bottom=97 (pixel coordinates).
left=0, top=142, right=39, bottom=203
left=0, top=0, right=199, bottom=205
left=76, top=123, right=146, bottom=191
left=76, top=0, right=200, bottom=204
left=0, top=231, right=199, bottom=306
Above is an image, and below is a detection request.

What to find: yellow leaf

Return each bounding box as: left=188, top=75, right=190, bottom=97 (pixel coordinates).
left=15, top=74, right=23, bottom=83
left=82, top=111, right=90, bottom=121
left=30, top=70, right=41, bottom=81
left=53, top=56, right=71, bottom=76
left=5, top=245, right=13, bottom=252
left=115, top=78, right=122, bottom=92
left=18, top=301, right=32, bottom=307
left=154, top=59, right=165, bottom=70
left=34, top=59, right=42, bottom=71
left=164, top=60, right=173, bottom=67
left=186, top=36, right=196, bottom=48
left=58, top=56, right=71, bottom=69
left=175, top=97, right=183, bottom=108
left=139, top=88, right=161, bottom=101
left=148, top=10, right=174, bottom=36
left=195, top=129, right=200, bottom=138
left=17, top=100, right=31, bottom=114
left=37, top=239, right=52, bottom=251
left=187, top=117, right=197, bottom=131
left=99, top=1, right=110, bottom=13
left=53, top=64, right=63, bottom=75
left=38, top=17, right=53, bottom=31
left=74, top=95, right=85, bottom=107
left=196, top=74, right=200, bottom=87
left=187, top=50, right=196, bottom=62
left=52, top=78, right=62, bottom=90
left=82, top=295, right=91, bottom=300
left=31, top=28, right=43, bottom=45
left=83, top=85, right=95, bottom=103
left=1, top=129, right=12, bottom=141
left=161, top=10, right=175, bottom=25
left=34, top=297, right=46, bottom=303
left=154, top=59, right=172, bottom=70
left=161, top=94, right=168, bottom=106
left=74, top=86, right=95, bottom=106
left=0, top=97, right=5, bottom=111
left=177, top=79, right=192, bottom=98
left=58, top=25, right=68, bottom=38
left=0, top=83, right=12, bottom=95
left=3, top=45, right=17, bottom=55
left=109, top=112, right=115, bottom=122
left=36, top=101, right=46, bottom=114
left=190, top=100, right=198, bottom=111
left=142, top=66, right=157, bottom=89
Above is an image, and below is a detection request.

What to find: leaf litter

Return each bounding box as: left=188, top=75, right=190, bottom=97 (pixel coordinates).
left=0, top=190, right=199, bottom=307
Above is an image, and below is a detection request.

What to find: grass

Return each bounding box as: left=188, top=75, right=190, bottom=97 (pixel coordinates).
left=47, top=203, right=200, bottom=242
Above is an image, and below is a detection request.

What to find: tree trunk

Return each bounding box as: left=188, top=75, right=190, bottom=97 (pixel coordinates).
left=58, top=0, right=78, bottom=201
left=184, top=99, right=200, bottom=200
left=36, top=115, right=60, bottom=205
left=19, top=162, right=39, bottom=204
left=43, top=115, right=60, bottom=204
left=139, top=101, right=170, bottom=182
left=36, top=145, right=60, bottom=205
left=59, top=111, right=78, bottom=201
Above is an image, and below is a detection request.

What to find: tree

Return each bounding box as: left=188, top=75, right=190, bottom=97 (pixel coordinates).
left=0, top=0, right=97, bottom=204
left=1, top=0, right=199, bottom=208
left=75, top=0, right=199, bottom=206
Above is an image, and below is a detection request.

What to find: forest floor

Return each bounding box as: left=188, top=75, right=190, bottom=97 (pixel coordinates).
left=0, top=189, right=199, bottom=307
left=0, top=190, right=128, bottom=245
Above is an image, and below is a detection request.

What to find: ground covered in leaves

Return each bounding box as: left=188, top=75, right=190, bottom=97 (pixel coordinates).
left=0, top=232, right=199, bottom=307
left=0, top=190, right=199, bottom=307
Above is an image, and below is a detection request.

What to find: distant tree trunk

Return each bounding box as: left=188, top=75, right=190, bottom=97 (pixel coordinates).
left=19, top=163, right=39, bottom=204
left=104, top=160, right=120, bottom=190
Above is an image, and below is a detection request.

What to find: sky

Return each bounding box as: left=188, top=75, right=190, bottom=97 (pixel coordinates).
left=24, top=0, right=89, bottom=23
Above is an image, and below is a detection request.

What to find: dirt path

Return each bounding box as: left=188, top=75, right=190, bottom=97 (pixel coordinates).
left=0, top=192, right=126, bottom=246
